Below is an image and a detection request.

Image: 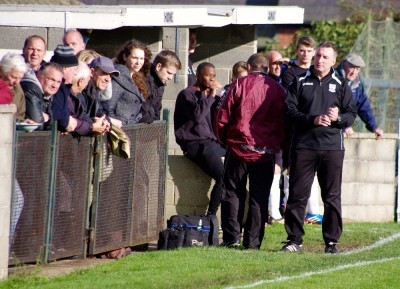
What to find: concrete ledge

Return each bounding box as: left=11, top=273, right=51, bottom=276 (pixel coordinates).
left=166, top=133, right=398, bottom=223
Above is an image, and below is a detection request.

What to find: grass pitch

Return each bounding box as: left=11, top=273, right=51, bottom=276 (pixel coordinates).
left=2, top=222, right=399, bottom=289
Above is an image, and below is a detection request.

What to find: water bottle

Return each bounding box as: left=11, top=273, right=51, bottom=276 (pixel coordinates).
left=197, top=219, right=202, bottom=231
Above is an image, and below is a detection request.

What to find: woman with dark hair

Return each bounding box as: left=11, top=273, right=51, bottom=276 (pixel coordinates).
left=110, top=39, right=154, bottom=125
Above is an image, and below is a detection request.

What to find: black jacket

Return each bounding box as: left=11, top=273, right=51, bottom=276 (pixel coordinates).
left=174, top=86, right=216, bottom=151
left=282, top=63, right=308, bottom=89
left=140, top=64, right=165, bottom=123
left=82, top=80, right=109, bottom=119
left=21, top=72, right=70, bottom=131
left=64, top=84, right=93, bottom=136
left=21, top=73, right=46, bottom=125
left=285, top=66, right=356, bottom=150
left=52, top=84, right=72, bottom=131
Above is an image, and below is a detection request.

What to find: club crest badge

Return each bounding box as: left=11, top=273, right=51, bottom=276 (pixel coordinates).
left=329, top=84, right=336, bottom=92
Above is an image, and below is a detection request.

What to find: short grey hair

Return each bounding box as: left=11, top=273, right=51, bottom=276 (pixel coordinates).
left=0, top=53, right=28, bottom=74
left=72, top=61, right=91, bottom=83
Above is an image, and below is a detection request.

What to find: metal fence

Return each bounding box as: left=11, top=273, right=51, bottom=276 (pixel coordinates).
left=89, top=122, right=167, bottom=255
left=351, top=18, right=400, bottom=133
left=9, top=116, right=168, bottom=265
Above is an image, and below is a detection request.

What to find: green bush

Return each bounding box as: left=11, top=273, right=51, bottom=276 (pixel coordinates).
left=265, top=19, right=365, bottom=63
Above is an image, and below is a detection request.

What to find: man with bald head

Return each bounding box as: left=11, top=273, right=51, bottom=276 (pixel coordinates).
left=265, top=50, right=286, bottom=225
left=63, top=29, right=86, bottom=55
left=266, top=50, right=284, bottom=84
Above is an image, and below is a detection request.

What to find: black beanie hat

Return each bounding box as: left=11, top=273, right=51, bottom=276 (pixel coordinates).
left=50, top=45, right=78, bottom=67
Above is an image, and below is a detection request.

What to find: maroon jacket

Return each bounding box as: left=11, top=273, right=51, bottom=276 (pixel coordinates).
left=214, top=72, right=286, bottom=162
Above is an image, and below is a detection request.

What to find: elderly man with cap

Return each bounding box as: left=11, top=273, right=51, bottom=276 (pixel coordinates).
left=82, top=56, right=120, bottom=131
left=337, top=53, right=383, bottom=139
left=50, top=44, right=81, bottom=132
left=50, top=44, right=79, bottom=85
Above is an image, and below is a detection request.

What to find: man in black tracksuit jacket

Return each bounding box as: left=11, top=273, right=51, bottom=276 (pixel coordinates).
left=282, top=41, right=356, bottom=254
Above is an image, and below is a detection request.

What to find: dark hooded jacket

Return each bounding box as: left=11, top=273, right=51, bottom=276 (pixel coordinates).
left=140, top=64, right=165, bottom=123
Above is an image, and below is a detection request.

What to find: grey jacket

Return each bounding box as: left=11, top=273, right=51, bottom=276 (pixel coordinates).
left=110, top=64, right=144, bottom=125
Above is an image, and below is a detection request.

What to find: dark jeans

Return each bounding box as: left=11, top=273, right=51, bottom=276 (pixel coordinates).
left=284, top=149, right=344, bottom=245
left=184, top=140, right=226, bottom=214
left=221, top=151, right=274, bottom=249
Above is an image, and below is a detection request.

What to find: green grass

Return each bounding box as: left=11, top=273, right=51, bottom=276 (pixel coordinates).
left=2, top=222, right=400, bottom=289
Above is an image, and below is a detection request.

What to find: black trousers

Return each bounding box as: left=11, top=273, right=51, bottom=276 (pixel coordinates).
left=284, top=149, right=344, bottom=245
left=221, top=151, right=274, bottom=249
left=184, top=140, right=226, bottom=214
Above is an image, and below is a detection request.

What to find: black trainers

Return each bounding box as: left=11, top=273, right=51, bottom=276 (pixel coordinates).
left=325, top=242, right=340, bottom=254
left=280, top=241, right=303, bottom=252
left=220, top=240, right=243, bottom=249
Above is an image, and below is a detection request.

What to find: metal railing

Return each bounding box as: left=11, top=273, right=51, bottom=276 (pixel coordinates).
left=9, top=111, right=168, bottom=265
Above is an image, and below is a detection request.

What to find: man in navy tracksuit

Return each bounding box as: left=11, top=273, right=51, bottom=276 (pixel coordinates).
left=337, top=53, right=383, bottom=139
left=282, top=41, right=357, bottom=254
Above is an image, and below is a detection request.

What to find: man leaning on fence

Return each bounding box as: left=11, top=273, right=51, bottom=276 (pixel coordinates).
left=82, top=56, right=120, bottom=131
left=214, top=53, right=286, bottom=249
left=337, top=53, right=383, bottom=139
left=67, top=61, right=111, bottom=136
left=21, top=62, right=73, bottom=131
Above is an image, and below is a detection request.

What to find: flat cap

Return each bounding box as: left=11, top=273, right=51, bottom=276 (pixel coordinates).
left=344, top=53, right=365, bottom=67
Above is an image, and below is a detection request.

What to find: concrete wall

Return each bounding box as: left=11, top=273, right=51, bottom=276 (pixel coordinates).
left=166, top=133, right=399, bottom=223
left=0, top=105, right=16, bottom=280
left=342, top=133, right=397, bottom=222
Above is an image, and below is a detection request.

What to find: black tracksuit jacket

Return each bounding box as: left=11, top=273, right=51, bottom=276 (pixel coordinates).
left=285, top=66, right=357, bottom=151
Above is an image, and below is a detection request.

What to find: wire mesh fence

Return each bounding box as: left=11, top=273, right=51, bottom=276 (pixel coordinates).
left=350, top=18, right=400, bottom=133
left=90, top=123, right=167, bottom=255
left=10, top=131, right=52, bottom=265
left=49, top=135, right=92, bottom=261
left=10, top=119, right=168, bottom=265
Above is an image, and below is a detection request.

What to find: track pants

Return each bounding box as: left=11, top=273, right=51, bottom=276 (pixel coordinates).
left=221, top=151, right=274, bottom=249
left=284, top=149, right=344, bottom=245
left=184, top=140, right=226, bottom=214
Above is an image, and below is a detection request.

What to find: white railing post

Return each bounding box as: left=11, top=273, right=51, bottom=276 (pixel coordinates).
left=0, top=104, right=16, bottom=279
left=397, top=118, right=400, bottom=223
